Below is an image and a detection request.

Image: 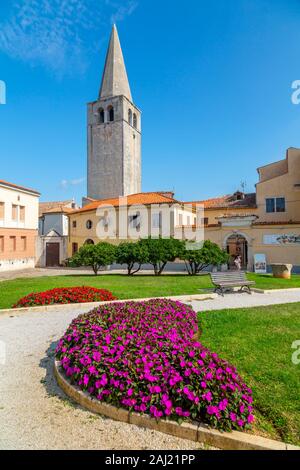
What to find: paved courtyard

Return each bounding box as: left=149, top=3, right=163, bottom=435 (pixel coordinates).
left=1, top=290, right=299, bottom=450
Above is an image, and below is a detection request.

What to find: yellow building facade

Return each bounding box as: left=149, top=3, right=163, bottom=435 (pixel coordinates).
left=199, top=148, right=300, bottom=272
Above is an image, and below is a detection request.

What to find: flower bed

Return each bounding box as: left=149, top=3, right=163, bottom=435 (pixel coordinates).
left=13, top=286, right=116, bottom=308
left=55, top=299, right=254, bottom=431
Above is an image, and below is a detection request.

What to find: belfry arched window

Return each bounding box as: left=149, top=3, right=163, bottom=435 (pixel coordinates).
left=128, top=109, right=132, bottom=125
left=133, top=113, right=137, bottom=129
left=108, top=105, right=114, bottom=122
left=99, top=108, right=105, bottom=124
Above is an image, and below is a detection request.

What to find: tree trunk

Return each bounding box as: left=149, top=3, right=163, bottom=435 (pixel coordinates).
left=158, top=262, right=167, bottom=275
left=131, top=264, right=141, bottom=275
left=93, top=264, right=99, bottom=275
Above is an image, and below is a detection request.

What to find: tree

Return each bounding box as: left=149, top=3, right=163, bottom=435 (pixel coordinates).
left=68, top=242, right=116, bottom=275
left=115, top=241, right=149, bottom=275
left=182, top=240, right=229, bottom=275
left=139, top=237, right=185, bottom=276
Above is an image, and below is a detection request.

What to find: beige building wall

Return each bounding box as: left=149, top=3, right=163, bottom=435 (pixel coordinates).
left=68, top=203, right=195, bottom=257
left=256, top=148, right=300, bottom=223
left=0, top=182, right=39, bottom=271
left=204, top=207, right=257, bottom=225
left=205, top=223, right=300, bottom=272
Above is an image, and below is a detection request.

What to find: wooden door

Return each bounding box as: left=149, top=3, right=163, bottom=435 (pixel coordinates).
left=46, top=243, right=60, bottom=267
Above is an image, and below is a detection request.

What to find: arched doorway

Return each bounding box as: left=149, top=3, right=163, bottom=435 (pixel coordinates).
left=226, top=234, right=248, bottom=270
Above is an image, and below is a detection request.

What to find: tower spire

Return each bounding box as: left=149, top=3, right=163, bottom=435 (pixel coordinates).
left=99, top=24, right=132, bottom=102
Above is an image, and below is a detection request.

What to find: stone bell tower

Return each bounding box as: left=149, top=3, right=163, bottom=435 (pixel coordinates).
left=87, top=24, right=142, bottom=200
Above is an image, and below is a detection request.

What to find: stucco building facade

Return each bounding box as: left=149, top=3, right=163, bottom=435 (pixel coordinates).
left=197, top=148, right=300, bottom=272
left=0, top=180, right=40, bottom=272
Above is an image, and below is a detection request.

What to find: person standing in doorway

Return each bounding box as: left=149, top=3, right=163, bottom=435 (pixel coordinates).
left=234, top=255, right=242, bottom=270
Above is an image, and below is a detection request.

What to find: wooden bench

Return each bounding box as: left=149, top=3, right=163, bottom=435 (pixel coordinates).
left=210, top=271, right=255, bottom=296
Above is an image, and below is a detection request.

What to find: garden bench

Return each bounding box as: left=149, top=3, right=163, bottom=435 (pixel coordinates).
left=210, top=271, right=255, bottom=296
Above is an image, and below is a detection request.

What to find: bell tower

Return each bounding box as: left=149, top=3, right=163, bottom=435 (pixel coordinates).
left=87, top=25, right=142, bottom=200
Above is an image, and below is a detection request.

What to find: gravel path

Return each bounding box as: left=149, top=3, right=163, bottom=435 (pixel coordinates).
left=190, top=289, right=300, bottom=311
left=0, top=306, right=208, bottom=450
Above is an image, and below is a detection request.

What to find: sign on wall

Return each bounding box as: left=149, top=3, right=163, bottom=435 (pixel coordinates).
left=254, top=254, right=267, bottom=274
left=263, top=234, right=300, bottom=245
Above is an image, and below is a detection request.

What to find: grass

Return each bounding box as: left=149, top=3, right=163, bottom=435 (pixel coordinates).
left=199, top=303, right=300, bottom=446
left=0, top=272, right=299, bottom=309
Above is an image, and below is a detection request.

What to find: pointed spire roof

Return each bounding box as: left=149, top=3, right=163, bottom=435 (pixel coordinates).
left=99, top=24, right=132, bottom=102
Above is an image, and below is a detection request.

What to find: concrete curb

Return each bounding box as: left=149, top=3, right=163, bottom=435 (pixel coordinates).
left=53, top=360, right=299, bottom=451
left=254, top=287, right=300, bottom=294
left=0, top=293, right=217, bottom=316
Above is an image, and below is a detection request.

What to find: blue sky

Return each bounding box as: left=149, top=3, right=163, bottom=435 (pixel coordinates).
left=0, top=0, right=300, bottom=203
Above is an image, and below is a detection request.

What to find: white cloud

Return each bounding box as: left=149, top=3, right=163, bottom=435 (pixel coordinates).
left=0, top=0, right=138, bottom=76
left=60, top=177, right=86, bottom=189
left=106, top=0, right=138, bottom=24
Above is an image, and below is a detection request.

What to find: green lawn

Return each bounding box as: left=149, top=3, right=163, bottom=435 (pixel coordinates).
left=0, top=272, right=299, bottom=309
left=199, top=303, right=300, bottom=445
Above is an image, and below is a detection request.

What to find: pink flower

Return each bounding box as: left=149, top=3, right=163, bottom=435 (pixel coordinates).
left=83, top=374, right=89, bottom=386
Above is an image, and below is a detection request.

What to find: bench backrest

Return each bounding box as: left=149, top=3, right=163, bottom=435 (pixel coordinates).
left=210, top=271, right=248, bottom=283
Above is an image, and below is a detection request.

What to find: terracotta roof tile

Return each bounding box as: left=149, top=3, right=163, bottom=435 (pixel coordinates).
left=186, top=193, right=256, bottom=210
left=71, top=192, right=180, bottom=214
left=0, top=179, right=40, bottom=195
left=39, top=200, right=74, bottom=217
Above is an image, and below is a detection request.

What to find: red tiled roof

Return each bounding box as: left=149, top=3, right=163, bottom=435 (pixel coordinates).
left=42, top=206, right=75, bottom=215
left=71, top=192, right=180, bottom=214
left=0, top=179, right=40, bottom=195
left=186, top=193, right=256, bottom=210
left=39, top=200, right=74, bottom=217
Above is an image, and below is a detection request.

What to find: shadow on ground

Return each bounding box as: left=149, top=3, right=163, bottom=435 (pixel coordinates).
left=39, top=341, right=81, bottom=410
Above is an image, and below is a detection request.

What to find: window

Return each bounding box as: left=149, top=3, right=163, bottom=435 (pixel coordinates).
left=128, top=213, right=140, bottom=229
left=178, top=214, right=183, bottom=225
left=9, top=236, right=16, bottom=252
left=84, top=239, right=94, bottom=245
left=128, top=109, right=132, bottom=125
left=20, top=206, right=25, bottom=222
left=72, top=220, right=77, bottom=228
left=0, top=202, right=4, bottom=219
left=12, top=204, right=18, bottom=220
left=99, top=108, right=105, bottom=124
left=266, top=197, right=286, bottom=213
left=21, top=236, right=27, bottom=251
left=108, top=106, right=114, bottom=122
left=152, top=213, right=161, bottom=229
left=276, top=197, right=286, bottom=213
left=72, top=243, right=78, bottom=255
left=203, top=217, right=209, bottom=226
left=86, top=220, right=93, bottom=229
left=133, top=113, right=137, bottom=128
left=0, top=236, right=4, bottom=252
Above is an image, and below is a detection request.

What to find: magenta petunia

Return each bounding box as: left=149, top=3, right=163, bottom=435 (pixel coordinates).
left=55, top=298, right=254, bottom=432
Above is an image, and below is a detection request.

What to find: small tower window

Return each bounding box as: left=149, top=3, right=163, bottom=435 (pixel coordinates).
left=133, top=113, right=137, bottom=129
left=128, top=109, right=132, bottom=125
left=108, top=105, right=114, bottom=122
left=99, top=108, right=105, bottom=124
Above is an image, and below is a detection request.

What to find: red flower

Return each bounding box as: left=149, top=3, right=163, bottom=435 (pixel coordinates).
left=12, top=287, right=116, bottom=308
